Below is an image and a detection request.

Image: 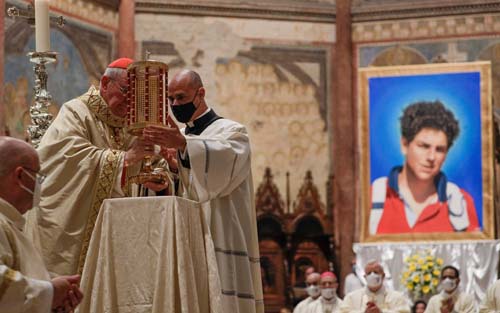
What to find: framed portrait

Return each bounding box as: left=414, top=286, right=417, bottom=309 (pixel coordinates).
left=359, top=62, right=494, bottom=242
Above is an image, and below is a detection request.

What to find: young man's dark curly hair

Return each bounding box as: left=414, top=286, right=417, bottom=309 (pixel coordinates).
left=400, top=100, right=460, bottom=148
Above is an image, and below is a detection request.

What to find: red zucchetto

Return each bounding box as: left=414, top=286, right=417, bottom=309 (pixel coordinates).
left=107, top=58, right=134, bottom=69
left=321, top=271, right=336, bottom=279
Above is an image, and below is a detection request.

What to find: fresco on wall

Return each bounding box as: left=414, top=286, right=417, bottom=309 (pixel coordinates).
left=4, top=28, right=97, bottom=139
left=215, top=46, right=330, bottom=206
left=358, top=37, right=500, bottom=109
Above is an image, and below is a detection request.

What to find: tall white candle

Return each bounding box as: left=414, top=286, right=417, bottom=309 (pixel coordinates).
left=35, top=0, right=50, bottom=52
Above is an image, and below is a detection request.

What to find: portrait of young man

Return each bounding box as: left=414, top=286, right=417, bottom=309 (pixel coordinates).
left=369, top=100, right=480, bottom=234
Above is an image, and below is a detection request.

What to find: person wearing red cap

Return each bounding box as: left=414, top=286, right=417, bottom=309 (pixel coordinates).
left=306, top=271, right=342, bottom=313
left=340, top=261, right=410, bottom=313
left=25, top=58, right=159, bottom=277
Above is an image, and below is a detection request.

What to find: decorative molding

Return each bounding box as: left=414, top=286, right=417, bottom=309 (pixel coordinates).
left=294, top=170, right=326, bottom=215
left=256, top=168, right=286, bottom=216
left=92, top=0, right=119, bottom=11
left=135, top=0, right=336, bottom=23
left=48, top=0, right=118, bottom=30
left=353, top=13, right=500, bottom=43
left=352, top=0, right=500, bottom=22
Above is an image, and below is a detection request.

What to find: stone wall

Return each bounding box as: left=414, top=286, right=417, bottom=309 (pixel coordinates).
left=135, top=13, right=335, bottom=206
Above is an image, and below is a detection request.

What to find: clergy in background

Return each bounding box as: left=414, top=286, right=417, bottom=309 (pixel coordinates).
left=294, top=272, right=321, bottom=313
left=26, top=58, right=159, bottom=276
left=143, top=69, right=264, bottom=313
left=0, top=136, right=83, bottom=312
left=425, top=265, right=476, bottom=313
left=479, top=279, right=500, bottom=312
left=306, top=271, right=342, bottom=313
left=340, top=261, right=410, bottom=313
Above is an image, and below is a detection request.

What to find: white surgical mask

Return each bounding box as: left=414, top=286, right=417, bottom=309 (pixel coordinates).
left=306, top=285, right=320, bottom=298
left=366, top=272, right=382, bottom=288
left=441, top=278, right=457, bottom=292
left=321, top=288, right=336, bottom=300
left=19, top=168, right=43, bottom=209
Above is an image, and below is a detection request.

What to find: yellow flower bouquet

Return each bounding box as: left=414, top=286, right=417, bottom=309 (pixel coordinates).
left=401, top=252, right=443, bottom=300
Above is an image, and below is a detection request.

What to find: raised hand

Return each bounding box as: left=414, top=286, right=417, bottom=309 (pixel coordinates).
left=124, top=137, right=156, bottom=167
left=160, top=147, right=178, bottom=172
left=51, top=275, right=83, bottom=313
left=143, top=116, right=187, bottom=152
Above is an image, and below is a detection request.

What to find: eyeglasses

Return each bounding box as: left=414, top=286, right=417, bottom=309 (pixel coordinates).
left=111, top=80, right=129, bottom=95
left=22, top=167, right=46, bottom=184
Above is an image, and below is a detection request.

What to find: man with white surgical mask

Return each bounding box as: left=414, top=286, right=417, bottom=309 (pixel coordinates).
left=340, top=261, right=410, bottom=313
left=425, top=265, right=475, bottom=313
left=306, top=271, right=342, bottom=313
left=294, top=272, right=321, bottom=313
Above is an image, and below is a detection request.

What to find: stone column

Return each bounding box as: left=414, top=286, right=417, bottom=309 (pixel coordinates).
left=332, top=0, right=356, bottom=297
left=0, top=0, right=5, bottom=135
left=118, top=0, right=135, bottom=59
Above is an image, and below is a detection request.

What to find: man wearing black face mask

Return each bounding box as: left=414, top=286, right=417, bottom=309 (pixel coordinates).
left=143, top=70, right=264, bottom=313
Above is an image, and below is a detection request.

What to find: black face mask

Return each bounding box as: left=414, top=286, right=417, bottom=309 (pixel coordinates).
left=171, top=91, right=198, bottom=123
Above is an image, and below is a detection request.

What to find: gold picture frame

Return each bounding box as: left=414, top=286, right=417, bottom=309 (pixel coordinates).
left=359, top=62, right=493, bottom=242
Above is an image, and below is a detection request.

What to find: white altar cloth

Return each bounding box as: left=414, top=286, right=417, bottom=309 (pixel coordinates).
left=78, top=196, right=222, bottom=313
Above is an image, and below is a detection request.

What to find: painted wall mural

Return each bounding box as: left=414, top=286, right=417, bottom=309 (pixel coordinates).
left=136, top=14, right=333, bottom=206
left=3, top=4, right=113, bottom=140
left=215, top=50, right=329, bottom=207
left=357, top=37, right=500, bottom=109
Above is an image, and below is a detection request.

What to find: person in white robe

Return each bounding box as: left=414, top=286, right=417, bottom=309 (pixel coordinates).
left=0, top=136, right=83, bottom=313
left=340, top=261, right=410, bottom=313
left=344, top=257, right=364, bottom=296
left=306, top=271, right=342, bottom=313
left=425, top=265, right=475, bottom=313
left=26, top=58, right=161, bottom=277
left=294, top=272, right=321, bottom=313
left=143, top=69, right=264, bottom=313
left=479, top=279, right=500, bottom=312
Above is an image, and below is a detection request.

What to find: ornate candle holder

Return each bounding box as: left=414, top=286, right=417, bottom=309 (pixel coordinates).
left=27, top=51, right=57, bottom=147
left=7, top=5, right=65, bottom=147
left=127, top=60, right=169, bottom=184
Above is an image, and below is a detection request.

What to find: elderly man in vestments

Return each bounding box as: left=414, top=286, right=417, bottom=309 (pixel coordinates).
left=294, top=272, right=321, bottom=313
left=143, top=69, right=264, bottom=313
left=26, top=58, right=160, bottom=276
left=479, top=279, right=500, bottom=312
left=0, top=136, right=83, bottom=312
left=340, top=261, right=410, bottom=313
left=306, top=271, right=342, bottom=313
left=425, top=265, right=475, bottom=313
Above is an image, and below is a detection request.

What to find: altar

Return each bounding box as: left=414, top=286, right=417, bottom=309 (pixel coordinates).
left=77, top=196, right=223, bottom=313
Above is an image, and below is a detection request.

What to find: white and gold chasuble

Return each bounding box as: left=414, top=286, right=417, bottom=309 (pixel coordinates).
left=178, top=118, right=264, bottom=313
left=479, top=279, right=500, bottom=313
left=26, top=86, right=139, bottom=277
left=340, top=287, right=410, bottom=313
left=305, top=296, right=343, bottom=313
left=425, top=290, right=476, bottom=313
left=0, top=198, right=53, bottom=313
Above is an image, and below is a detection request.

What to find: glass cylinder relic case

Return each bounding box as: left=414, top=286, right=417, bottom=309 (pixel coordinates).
left=127, top=60, right=169, bottom=185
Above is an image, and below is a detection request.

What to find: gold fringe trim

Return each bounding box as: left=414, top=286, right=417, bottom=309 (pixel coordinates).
left=77, top=150, right=121, bottom=275
left=0, top=268, right=17, bottom=302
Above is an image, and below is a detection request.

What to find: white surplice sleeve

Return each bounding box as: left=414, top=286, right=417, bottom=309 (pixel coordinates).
left=479, top=280, right=500, bottom=313
left=179, top=122, right=251, bottom=203
left=0, top=221, right=53, bottom=313
left=0, top=265, right=53, bottom=313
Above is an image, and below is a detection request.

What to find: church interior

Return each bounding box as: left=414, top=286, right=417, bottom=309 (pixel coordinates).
left=1, top=0, right=500, bottom=312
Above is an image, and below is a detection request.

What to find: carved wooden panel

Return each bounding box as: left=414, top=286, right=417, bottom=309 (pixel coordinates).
left=260, top=239, right=286, bottom=313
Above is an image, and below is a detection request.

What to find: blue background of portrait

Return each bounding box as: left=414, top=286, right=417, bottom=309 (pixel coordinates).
left=369, top=72, right=483, bottom=228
